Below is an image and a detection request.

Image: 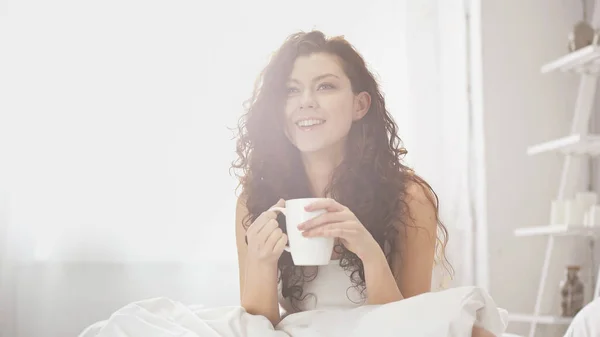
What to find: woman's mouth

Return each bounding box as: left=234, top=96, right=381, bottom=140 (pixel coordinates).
left=295, top=118, right=326, bottom=131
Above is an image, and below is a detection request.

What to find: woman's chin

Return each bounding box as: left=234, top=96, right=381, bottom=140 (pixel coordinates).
left=295, top=143, right=327, bottom=154
left=294, top=141, right=345, bottom=158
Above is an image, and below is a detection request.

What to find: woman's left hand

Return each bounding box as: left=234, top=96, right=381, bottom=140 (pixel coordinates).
left=298, top=198, right=382, bottom=262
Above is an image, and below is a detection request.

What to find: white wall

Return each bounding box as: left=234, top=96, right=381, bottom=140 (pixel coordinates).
left=477, top=0, right=599, bottom=336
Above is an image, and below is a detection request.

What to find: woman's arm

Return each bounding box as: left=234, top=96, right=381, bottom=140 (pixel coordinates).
left=391, top=181, right=438, bottom=298
left=235, top=196, right=282, bottom=326
left=361, top=180, right=437, bottom=303
left=362, top=247, right=404, bottom=304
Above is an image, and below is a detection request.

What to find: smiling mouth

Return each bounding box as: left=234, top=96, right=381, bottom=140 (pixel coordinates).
left=295, top=119, right=326, bottom=130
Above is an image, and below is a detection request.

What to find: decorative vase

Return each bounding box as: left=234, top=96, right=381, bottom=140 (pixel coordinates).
left=568, top=21, right=595, bottom=52
left=559, top=265, right=585, bottom=317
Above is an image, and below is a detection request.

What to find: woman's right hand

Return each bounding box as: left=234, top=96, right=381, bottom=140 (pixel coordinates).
left=245, top=199, right=288, bottom=266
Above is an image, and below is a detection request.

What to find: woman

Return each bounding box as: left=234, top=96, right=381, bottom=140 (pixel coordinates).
left=232, top=30, right=494, bottom=337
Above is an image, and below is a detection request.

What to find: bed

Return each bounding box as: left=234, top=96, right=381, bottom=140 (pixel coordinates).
left=78, top=286, right=512, bottom=337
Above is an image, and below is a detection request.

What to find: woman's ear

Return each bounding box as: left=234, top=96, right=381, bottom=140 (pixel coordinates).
left=353, top=91, right=371, bottom=121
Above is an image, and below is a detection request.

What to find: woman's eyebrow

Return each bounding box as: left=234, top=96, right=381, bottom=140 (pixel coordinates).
left=288, top=73, right=340, bottom=84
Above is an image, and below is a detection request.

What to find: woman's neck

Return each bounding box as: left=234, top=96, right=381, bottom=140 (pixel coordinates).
left=301, top=147, right=344, bottom=198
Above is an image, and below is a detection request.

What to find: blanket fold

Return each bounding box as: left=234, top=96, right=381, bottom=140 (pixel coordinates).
left=79, top=286, right=508, bottom=337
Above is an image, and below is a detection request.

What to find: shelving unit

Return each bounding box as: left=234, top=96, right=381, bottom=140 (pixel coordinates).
left=514, top=224, right=600, bottom=237
left=512, top=7, right=600, bottom=336
left=541, top=44, right=600, bottom=74
left=507, top=313, right=573, bottom=326
left=526, top=134, right=600, bottom=156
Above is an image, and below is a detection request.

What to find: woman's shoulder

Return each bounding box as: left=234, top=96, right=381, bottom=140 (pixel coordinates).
left=236, top=191, right=248, bottom=208
left=235, top=192, right=250, bottom=227
left=400, top=176, right=438, bottom=231
left=402, top=171, right=437, bottom=207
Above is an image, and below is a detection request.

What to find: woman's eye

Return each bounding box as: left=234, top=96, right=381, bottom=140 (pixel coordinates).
left=287, top=87, right=299, bottom=94
left=318, top=83, right=335, bottom=90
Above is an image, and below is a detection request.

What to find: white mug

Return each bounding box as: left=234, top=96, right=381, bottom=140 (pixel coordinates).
left=270, top=198, right=334, bottom=266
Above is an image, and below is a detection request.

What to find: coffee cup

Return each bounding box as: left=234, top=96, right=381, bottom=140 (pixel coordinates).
left=270, top=198, right=334, bottom=266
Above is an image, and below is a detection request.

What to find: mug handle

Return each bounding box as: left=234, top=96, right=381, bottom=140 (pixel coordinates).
left=269, top=206, right=290, bottom=252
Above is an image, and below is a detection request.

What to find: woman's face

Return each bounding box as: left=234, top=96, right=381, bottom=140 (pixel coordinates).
left=283, top=52, right=370, bottom=155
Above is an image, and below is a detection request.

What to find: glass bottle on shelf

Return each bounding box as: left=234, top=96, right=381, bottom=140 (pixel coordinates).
left=560, top=265, right=585, bottom=317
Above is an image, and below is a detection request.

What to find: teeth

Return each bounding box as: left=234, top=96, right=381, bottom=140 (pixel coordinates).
left=296, top=119, right=325, bottom=127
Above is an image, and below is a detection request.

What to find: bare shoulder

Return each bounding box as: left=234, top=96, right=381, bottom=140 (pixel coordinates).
left=236, top=191, right=248, bottom=210
left=235, top=192, right=250, bottom=297
left=403, top=179, right=438, bottom=231
left=235, top=192, right=250, bottom=228
left=235, top=192, right=250, bottom=255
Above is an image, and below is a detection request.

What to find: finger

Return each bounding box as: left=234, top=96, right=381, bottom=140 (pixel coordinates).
left=307, top=227, right=358, bottom=239
left=247, top=207, right=280, bottom=235
left=264, top=199, right=286, bottom=219
left=246, top=213, right=268, bottom=236
left=303, top=221, right=357, bottom=238
left=304, top=198, right=346, bottom=212
left=267, top=198, right=285, bottom=212
left=248, top=216, right=275, bottom=242
left=272, top=233, right=288, bottom=255
left=257, top=218, right=279, bottom=242
left=298, top=211, right=347, bottom=230
left=264, top=227, right=283, bottom=250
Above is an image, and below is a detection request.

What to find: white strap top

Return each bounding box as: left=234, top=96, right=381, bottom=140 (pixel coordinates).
left=277, top=260, right=367, bottom=313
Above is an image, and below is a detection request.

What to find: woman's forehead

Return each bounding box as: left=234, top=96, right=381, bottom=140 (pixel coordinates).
left=288, top=53, right=347, bottom=82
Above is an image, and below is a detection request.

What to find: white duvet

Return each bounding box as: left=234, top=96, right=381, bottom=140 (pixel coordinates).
left=79, top=286, right=508, bottom=337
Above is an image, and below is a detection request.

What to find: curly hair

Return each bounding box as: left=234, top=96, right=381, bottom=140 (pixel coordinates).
left=231, top=30, right=451, bottom=310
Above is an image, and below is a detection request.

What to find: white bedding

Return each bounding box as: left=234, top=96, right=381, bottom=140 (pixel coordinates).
left=563, top=297, right=600, bottom=337
left=79, top=286, right=509, bottom=337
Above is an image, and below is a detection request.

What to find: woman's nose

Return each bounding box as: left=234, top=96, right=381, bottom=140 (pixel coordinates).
left=299, top=91, right=317, bottom=110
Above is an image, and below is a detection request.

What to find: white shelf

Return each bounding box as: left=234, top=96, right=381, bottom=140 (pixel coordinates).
left=508, top=313, right=573, bottom=325
left=527, top=134, right=600, bottom=156
left=541, top=44, right=600, bottom=74
left=514, top=224, right=600, bottom=237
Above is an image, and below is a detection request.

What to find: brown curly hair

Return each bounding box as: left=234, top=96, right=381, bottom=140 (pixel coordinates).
left=231, top=30, right=451, bottom=310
